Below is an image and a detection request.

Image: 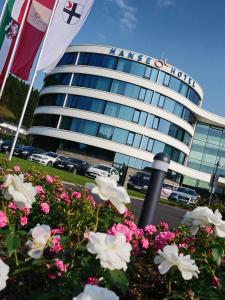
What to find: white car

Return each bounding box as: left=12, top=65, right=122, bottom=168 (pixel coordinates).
left=161, top=183, right=177, bottom=198
left=28, top=151, right=60, bottom=166
left=86, top=164, right=119, bottom=180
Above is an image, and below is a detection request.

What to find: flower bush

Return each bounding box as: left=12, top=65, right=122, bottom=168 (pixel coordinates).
left=0, top=164, right=224, bottom=299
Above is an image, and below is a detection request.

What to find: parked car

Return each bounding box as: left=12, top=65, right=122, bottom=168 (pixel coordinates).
left=168, top=187, right=198, bottom=206
left=127, top=171, right=151, bottom=193
left=54, top=157, right=91, bottom=175
left=86, top=164, right=119, bottom=180
left=0, top=140, right=23, bottom=154
left=160, top=183, right=177, bottom=198
left=0, top=138, right=4, bottom=147
left=28, top=151, right=60, bottom=166
left=13, top=146, right=45, bottom=159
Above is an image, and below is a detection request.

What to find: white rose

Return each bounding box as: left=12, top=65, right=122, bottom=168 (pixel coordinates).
left=73, top=284, right=119, bottom=300
left=86, top=232, right=132, bottom=271
left=3, top=174, right=37, bottom=209
left=0, top=258, right=9, bottom=291
left=26, top=224, right=51, bottom=259
left=92, top=176, right=130, bottom=214
left=210, top=209, right=225, bottom=238
left=154, top=244, right=199, bottom=280
left=182, top=206, right=215, bottom=235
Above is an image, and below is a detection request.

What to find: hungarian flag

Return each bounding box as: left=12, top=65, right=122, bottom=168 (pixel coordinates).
left=37, top=0, right=94, bottom=73
left=11, top=0, right=55, bottom=80
left=0, top=0, right=29, bottom=87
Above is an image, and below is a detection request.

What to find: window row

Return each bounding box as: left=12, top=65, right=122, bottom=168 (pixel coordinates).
left=57, top=52, right=201, bottom=106
left=32, top=114, right=186, bottom=164
left=43, top=73, right=196, bottom=126
left=38, top=93, right=191, bottom=146
left=194, top=122, right=225, bottom=147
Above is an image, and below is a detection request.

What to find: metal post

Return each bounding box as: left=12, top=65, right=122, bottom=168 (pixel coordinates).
left=138, top=153, right=170, bottom=228
left=208, top=159, right=220, bottom=206
left=0, top=0, right=8, bottom=26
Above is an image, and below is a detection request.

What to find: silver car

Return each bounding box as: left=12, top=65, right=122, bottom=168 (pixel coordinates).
left=168, top=187, right=198, bottom=206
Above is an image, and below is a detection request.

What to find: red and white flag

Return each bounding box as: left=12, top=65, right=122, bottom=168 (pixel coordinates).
left=0, top=0, right=29, bottom=86
left=37, top=0, right=94, bottom=73
left=11, top=0, right=55, bottom=80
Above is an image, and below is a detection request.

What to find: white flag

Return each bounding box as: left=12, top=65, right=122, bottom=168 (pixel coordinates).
left=37, top=0, right=94, bottom=73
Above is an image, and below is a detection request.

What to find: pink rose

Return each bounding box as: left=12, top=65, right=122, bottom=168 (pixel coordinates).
left=13, top=165, right=20, bottom=173
left=72, top=191, right=81, bottom=199
left=54, top=259, right=67, bottom=273
left=51, top=227, right=64, bottom=235
left=8, top=201, right=17, bottom=210
left=159, top=222, right=169, bottom=231
left=36, top=185, right=44, bottom=194
left=212, top=276, right=220, bottom=289
left=107, top=223, right=133, bottom=242
left=40, top=202, right=50, bottom=214
left=86, top=276, right=99, bottom=286
left=60, top=192, right=70, bottom=205
left=144, top=224, right=157, bottom=235
left=45, top=175, right=53, bottom=183
left=20, top=216, right=28, bottom=226
left=50, top=237, right=63, bottom=253
left=87, top=195, right=96, bottom=208
left=0, top=211, right=8, bottom=228
left=141, top=238, right=149, bottom=249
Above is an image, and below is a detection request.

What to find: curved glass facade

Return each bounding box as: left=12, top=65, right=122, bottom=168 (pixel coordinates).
left=57, top=52, right=201, bottom=106
left=38, top=93, right=191, bottom=146
left=44, top=73, right=196, bottom=126
left=32, top=113, right=186, bottom=164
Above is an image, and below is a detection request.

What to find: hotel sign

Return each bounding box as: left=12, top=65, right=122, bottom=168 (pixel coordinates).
left=109, top=48, right=196, bottom=89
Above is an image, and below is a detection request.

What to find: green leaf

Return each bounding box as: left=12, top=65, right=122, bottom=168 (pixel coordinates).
left=5, top=233, right=20, bottom=257
left=212, top=246, right=224, bottom=266
left=108, top=270, right=129, bottom=294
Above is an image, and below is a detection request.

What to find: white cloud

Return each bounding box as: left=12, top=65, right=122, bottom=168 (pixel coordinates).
left=157, top=0, right=175, bottom=8
left=107, top=0, right=137, bottom=31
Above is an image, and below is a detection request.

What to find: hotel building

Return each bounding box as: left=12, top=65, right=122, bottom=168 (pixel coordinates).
left=29, top=45, right=225, bottom=198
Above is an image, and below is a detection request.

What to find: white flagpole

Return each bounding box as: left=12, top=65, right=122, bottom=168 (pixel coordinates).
left=9, top=0, right=59, bottom=161
left=0, top=0, right=8, bottom=26
left=0, top=0, right=32, bottom=101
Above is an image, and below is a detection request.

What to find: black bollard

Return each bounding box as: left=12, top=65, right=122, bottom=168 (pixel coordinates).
left=118, top=163, right=128, bottom=186
left=138, top=153, right=170, bottom=228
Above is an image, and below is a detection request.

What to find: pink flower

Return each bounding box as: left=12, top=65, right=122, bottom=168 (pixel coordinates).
left=159, top=222, right=169, bottom=231
left=204, top=226, right=214, bottom=235
left=20, top=207, right=30, bottom=215
left=60, top=192, right=70, bottom=205
left=154, top=231, right=175, bottom=251
left=87, top=195, right=96, bottom=208
left=50, top=237, right=63, bottom=253
left=45, top=175, right=53, bottom=184
left=124, top=220, right=137, bottom=231
left=178, top=243, right=188, bottom=249
left=54, top=259, right=67, bottom=273
left=36, top=185, right=44, bottom=194
left=0, top=211, right=8, bottom=228
left=144, top=224, right=157, bottom=235
left=141, top=238, right=149, bottom=249
left=40, top=202, right=50, bottom=214
left=51, top=227, right=64, bottom=235
left=8, top=201, right=17, bottom=210
left=212, top=276, right=220, bottom=289
left=20, top=216, right=28, bottom=226
left=48, top=273, right=56, bottom=280
left=72, top=191, right=81, bottom=199
left=133, top=228, right=144, bottom=239
left=86, top=276, right=99, bottom=286
left=122, top=208, right=135, bottom=220
left=13, top=165, right=20, bottom=173
left=107, top=224, right=133, bottom=242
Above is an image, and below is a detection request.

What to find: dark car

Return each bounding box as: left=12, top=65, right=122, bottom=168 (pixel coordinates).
left=127, top=171, right=151, bottom=193
left=0, top=140, right=23, bottom=154
left=13, top=146, right=45, bottom=159
left=54, top=157, right=91, bottom=175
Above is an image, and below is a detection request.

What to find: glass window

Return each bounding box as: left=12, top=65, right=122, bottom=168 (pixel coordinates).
left=124, top=83, right=140, bottom=99
left=133, top=110, right=140, bottom=123
left=171, top=149, right=180, bottom=162
left=169, top=76, right=180, bottom=92
left=60, top=116, right=72, bottom=130
left=133, top=134, right=142, bottom=148
left=150, top=68, right=159, bottom=82
left=163, top=74, right=170, bottom=86
left=104, top=102, right=120, bottom=117
left=144, top=90, right=153, bottom=104
left=179, top=82, right=188, bottom=97
left=128, top=157, right=136, bottom=168
left=152, top=141, right=165, bottom=153
left=157, top=71, right=166, bottom=85
left=98, top=124, right=114, bottom=140
left=195, top=123, right=209, bottom=142
left=182, top=108, right=190, bottom=121
left=158, top=95, right=165, bottom=108
left=139, top=111, right=147, bottom=126
left=118, top=106, right=134, bottom=121
left=44, top=73, right=71, bottom=87
left=199, top=163, right=214, bottom=174
left=139, top=88, right=146, bottom=101
left=151, top=92, right=160, bottom=106
left=146, top=114, right=154, bottom=128
left=96, top=77, right=111, bottom=91
left=114, top=153, right=129, bottom=165
left=112, top=128, right=128, bottom=144
left=135, top=159, right=143, bottom=169
left=176, top=128, right=184, bottom=141
left=116, top=58, right=132, bottom=73
left=127, top=132, right=134, bottom=146
left=183, top=132, right=191, bottom=146
left=220, top=131, right=225, bottom=147
left=188, top=88, right=200, bottom=105
left=189, top=140, right=205, bottom=161
left=207, top=127, right=222, bottom=145
left=147, top=139, right=154, bottom=152
left=58, top=52, right=77, bottom=65
left=164, top=145, right=172, bottom=158
left=140, top=136, right=149, bottom=150
left=110, top=80, right=125, bottom=95
left=130, top=61, right=146, bottom=77
left=174, top=103, right=183, bottom=117
left=144, top=66, right=152, bottom=79
left=158, top=119, right=170, bottom=134
left=163, top=97, right=175, bottom=113
left=152, top=117, right=159, bottom=130
left=202, top=144, right=219, bottom=164
left=178, top=152, right=185, bottom=164
left=168, top=124, right=177, bottom=138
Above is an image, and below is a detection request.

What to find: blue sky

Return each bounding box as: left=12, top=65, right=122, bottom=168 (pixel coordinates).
left=1, top=0, right=225, bottom=116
